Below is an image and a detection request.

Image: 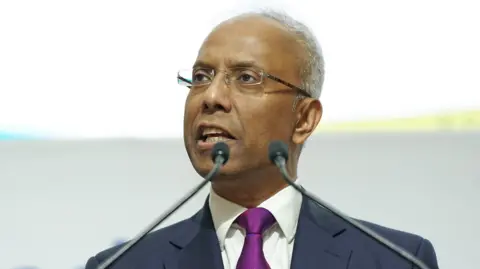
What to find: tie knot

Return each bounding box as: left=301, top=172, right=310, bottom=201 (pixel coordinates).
left=235, top=207, right=276, bottom=235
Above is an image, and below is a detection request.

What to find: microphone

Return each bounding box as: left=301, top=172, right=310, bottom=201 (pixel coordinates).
left=268, top=141, right=432, bottom=269
left=97, top=142, right=230, bottom=269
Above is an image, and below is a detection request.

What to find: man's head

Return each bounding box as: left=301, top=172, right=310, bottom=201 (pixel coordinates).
left=182, top=10, right=324, bottom=190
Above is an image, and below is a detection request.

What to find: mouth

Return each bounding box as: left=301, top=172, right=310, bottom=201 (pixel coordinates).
left=195, top=125, right=237, bottom=149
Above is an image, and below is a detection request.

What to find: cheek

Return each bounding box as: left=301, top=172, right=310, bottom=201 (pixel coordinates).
left=183, top=95, right=200, bottom=130
left=238, top=99, right=294, bottom=146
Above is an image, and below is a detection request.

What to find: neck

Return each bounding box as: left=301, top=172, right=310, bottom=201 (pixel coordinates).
left=211, top=164, right=297, bottom=208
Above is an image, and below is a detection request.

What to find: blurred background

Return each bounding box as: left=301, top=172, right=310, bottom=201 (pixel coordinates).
left=0, top=0, right=478, bottom=269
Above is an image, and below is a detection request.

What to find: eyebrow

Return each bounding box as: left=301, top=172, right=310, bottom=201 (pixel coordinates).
left=192, top=59, right=262, bottom=70
left=192, top=60, right=215, bottom=69
left=224, top=59, right=259, bottom=68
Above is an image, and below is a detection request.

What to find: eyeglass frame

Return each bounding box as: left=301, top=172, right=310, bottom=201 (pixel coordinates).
left=177, top=66, right=311, bottom=98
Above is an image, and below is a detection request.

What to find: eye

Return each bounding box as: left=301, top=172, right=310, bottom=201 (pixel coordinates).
left=235, top=69, right=261, bottom=84
left=192, top=69, right=212, bottom=84
left=239, top=74, right=255, bottom=82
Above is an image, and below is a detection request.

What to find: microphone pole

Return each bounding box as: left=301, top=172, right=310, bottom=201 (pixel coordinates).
left=268, top=141, right=431, bottom=269
left=97, top=142, right=230, bottom=269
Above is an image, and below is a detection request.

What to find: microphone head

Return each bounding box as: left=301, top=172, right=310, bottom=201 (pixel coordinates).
left=268, top=140, right=289, bottom=163
left=211, top=142, right=230, bottom=165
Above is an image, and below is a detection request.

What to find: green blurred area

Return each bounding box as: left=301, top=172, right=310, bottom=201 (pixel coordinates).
left=317, top=110, right=480, bottom=132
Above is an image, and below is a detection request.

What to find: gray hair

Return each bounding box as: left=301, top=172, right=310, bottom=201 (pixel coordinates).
left=240, top=10, right=325, bottom=99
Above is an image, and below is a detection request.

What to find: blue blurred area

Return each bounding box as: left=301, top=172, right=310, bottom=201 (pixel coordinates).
left=0, top=132, right=40, bottom=140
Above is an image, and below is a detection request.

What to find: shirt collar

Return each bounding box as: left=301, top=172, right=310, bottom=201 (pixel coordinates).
left=209, top=180, right=303, bottom=248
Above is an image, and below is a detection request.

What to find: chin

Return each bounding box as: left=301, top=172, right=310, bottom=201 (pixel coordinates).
left=192, top=157, right=244, bottom=179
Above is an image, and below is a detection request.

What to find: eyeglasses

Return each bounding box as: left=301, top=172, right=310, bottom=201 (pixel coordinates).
left=177, top=67, right=310, bottom=97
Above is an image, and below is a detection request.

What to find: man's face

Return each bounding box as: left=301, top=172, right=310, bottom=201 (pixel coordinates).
left=183, top=16, right=305, bottom=177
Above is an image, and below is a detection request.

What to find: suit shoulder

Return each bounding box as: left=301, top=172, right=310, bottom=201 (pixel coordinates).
left=352, top=220, right=438, bottom=268
left=93, top=217, right=194, bottom=263
left=355, top=219, right=427, bottom=253
left=360, top=219, right=424, bottom=240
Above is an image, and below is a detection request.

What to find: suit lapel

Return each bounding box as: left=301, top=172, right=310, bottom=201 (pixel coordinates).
left=167, top=199, right=224, bottom=269
left=165, top=194, right=372, bottom=269
left=290, top=198, right=352, bottom=269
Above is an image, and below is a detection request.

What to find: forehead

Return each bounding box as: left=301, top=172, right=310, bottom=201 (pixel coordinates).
left=196, top=16, right=301, bottom=74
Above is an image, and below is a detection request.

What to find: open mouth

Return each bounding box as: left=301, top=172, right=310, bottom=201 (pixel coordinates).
left=197, top=126, right=236, bottom=143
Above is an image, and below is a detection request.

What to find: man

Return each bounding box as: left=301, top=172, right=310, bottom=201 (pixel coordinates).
left=85, top=10, right=439, bottom=269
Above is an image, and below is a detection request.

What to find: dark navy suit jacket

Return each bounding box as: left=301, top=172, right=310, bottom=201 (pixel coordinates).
left=85, top=196, right=439, bottom=269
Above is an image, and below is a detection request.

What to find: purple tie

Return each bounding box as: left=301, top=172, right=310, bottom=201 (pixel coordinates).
left=235, top=207, right=276, bottom=269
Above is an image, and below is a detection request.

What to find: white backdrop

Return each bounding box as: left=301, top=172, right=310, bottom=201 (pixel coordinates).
left=1, top=0, right=479, bottom=138
left=1, top=132, right=479, bottom=269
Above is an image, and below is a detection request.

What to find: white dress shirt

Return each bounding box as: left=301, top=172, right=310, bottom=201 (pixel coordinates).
left=208, top=181, right=303, bottom=269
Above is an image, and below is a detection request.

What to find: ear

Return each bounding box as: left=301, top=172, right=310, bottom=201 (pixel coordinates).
left=292, top=98, right=322, bottom=145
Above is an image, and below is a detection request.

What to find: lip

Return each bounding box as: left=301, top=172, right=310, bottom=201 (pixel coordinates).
left=196, top=138, right=239, bottom=151
left=194, top=122, right=237, bottom=141
left=194, top=122, right=238, bottom=151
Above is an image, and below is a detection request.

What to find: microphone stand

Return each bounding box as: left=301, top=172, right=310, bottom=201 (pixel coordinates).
left=273, top=156, right=431, bottom=269
left=97, top=154, right=226, bottom=269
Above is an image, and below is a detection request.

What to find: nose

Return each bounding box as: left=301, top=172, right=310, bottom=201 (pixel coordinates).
left=201, top=74, right=232, bottom=114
